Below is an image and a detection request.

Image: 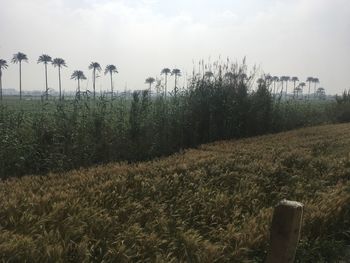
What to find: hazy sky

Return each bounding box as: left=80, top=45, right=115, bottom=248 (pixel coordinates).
left=1, top=0, right=349, bottom=94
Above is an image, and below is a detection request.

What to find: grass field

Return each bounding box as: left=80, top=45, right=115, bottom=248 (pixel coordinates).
left=0, top=123, right=349, bottom=262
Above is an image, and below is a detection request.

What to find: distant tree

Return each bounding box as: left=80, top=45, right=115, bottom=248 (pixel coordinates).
left=272, top=76, right=279, bottom=96
left=161, top=68, right=171, bottom=97
left=11, top=52, right=28, bottom=100
left=71, top=70, right=87, bottom=99
left=171, top=68, right=181, bottom=96
left=313, top=78, right=320, bottom=98
left=306, top=77, right=314, bottom=99
left=279, top=76, right=287, bottom=99
left=0, top=59, right=9, bottom=101
left=89, top=62, right=102, bottom=99
left=38, top=54, right=52, bottom=100
left=145, top=77, right=156, bottom=91
left=291, top=76, right=299, bottom=98
left=298, top=82, right=306, bottom=99
left=105, top=65, right=118, bottom=97
left=316, top=87, right=325, bottom=99
left=52, top=58, right=67, bottom=100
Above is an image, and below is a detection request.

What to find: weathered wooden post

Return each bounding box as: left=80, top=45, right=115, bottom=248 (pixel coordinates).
left=266, top=200, right=304, bottom=263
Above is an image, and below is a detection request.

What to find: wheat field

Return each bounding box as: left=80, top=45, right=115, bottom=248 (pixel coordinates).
left=0, top=124, right=349, bottom=262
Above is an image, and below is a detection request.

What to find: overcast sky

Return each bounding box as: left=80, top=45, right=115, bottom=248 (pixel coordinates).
left=1, top=0, right=349, bottom=94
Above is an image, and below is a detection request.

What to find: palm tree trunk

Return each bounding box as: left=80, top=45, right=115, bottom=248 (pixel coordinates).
left=93, top=68, right=96, bottom=100
left=45, top=63, right=48, bottom=100
left=110, top=72, right=113, bottom=97
left=58, top=66, right=62, bottom=100
left=19, top=62, right=22, bottom=100
left=308, top=82, right=311, bottom=100
left=78, top=78, right=80, bottom=100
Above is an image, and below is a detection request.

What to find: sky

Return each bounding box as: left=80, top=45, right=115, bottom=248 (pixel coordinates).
left=0, top=0, right=349, bottom=94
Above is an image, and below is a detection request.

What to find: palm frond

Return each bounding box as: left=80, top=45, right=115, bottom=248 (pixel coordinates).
left=37, top=54, right=52, bottom=64
left=89, top=62, right=102, bottom=71
left=52, top=58, right=67, bottom=68
left=11, top=52, right=28, bottom=64
left=161, top=68, right=171, bottom=75
left=105, top=64, right=118, bottom=75
left=71, top=70, right=87, bottom=80
left=0, top=59, right=8, bottom=70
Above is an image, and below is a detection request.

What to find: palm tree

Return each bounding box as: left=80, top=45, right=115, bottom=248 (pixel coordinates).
left=306, top=77, right=314, bottom=99
left=71, top=70, right=87, bottom=99
left=299, top=82, right=306, bottom=99
left=313, top=78, right=320, bottom=98
left=279, top=76, right=286, bottom=99
left=145, top=77, right=156, bottom=91
left=161, top=68, right=171, bottom=97
left=316, top=87, right=325, bottom=99
left=52, top=58, right=67, bottom=100
left=38, top=54, right=52, bottom=100
left=0, top=59, right=9, bottom=101
left=104, top=65, right=118, bottom=97
left=171, top=68, right=181, bottom=96
left=291, top=76, right=299, bottom=98
left=272, top=76, right=279, bottom=96
left=11, top=52, right=28, bottom=100
left=295, top=86, right=302, bottom=99
left=89, top=62, right=102, bottom=99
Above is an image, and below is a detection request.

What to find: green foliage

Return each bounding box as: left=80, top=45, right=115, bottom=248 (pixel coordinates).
left=334, top=89, right=350, bottom=122
left=0, top=62, right=348, bottom=179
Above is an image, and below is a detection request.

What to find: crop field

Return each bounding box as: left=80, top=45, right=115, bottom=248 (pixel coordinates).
left=0, top=123, right=349, bottom=262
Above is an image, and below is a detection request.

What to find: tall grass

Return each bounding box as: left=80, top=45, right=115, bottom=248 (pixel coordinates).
left=0, top=61, right=346, bottom=178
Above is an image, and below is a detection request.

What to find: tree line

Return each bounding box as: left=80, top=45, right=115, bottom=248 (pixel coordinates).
left=0, top=59, right=339, bottom=178
left=0, top=52, right=325, bottom=102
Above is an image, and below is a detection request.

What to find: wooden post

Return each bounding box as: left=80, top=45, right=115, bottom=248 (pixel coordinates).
left=266, top=200, right=304, bottom=263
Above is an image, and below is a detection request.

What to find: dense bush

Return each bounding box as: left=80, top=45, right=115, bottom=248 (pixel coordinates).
left=0, top=62, right=347, bottom=178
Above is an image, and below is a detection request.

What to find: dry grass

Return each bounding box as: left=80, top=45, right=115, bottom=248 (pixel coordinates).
left=0, top=124, right=349, bottom=262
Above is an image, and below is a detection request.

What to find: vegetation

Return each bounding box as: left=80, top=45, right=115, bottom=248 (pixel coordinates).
left=0, top=59, right=347, bottom=179
left=52, top=58, right=67, bottom=100
left=104, top=64, right=118, bottom=96
left=11, top=52, right=28, bottom=100
left=37, top=54, right=52, bottom=100
left=70, top=70, right=87, bottom=99
left=0, top=59, right=9, bottom=101
left=88, top=62, right=102, bottom=100
left=0, top=123, right=349, bottom=262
